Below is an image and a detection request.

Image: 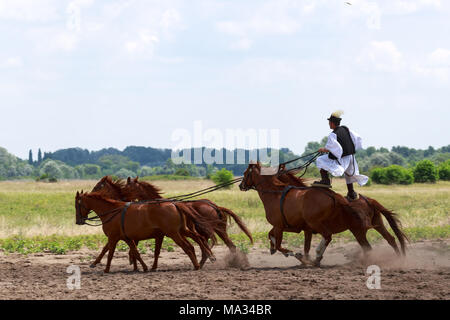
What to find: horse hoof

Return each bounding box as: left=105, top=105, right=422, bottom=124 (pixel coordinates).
left=270, top=249, right=276, bottom=255
left=89, top=264, right=96, bottom=268
left=209, top=256, right=216, bottom=262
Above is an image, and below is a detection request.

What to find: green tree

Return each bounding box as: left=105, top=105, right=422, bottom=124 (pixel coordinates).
left=438, top=160, right=450, bottom=181
left=114, top=168, right=137, bottom=179
left=413, top=160, right=438, bottom=183
left=370, top=165, right=413, bottom=185
left=211, top=168, right=234, bottom=188
left=40, top=160, right=63, bottom=179
left=175, top=168, right=190, bottom=176
left=37, top=149, right=42, bottom=164
left=28, top=150, right=33, bottom=165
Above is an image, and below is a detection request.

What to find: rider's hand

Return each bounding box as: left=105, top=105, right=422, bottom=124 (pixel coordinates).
left=318, top=148, right=329, bottom=153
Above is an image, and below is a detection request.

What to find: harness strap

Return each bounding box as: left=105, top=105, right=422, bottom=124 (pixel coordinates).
left=120, top=202, right=132, bottom=241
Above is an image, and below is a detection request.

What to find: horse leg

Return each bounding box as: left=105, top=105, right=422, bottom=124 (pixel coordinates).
left=268, top=228, right=276, bottom=255
left=125, top=239, right=148, bottom=272
left=313, top=235, right=332, bottom=267
left=169, top=232, right=200, bottom=270
left=128, top=240, right=139, bottom=271
left=90, top=242, right=109, bottom=268
left=373, top=213, right=400, bottom=256
left=297, top=229, right=313, bottom=265
left=184, top=230, right=214, bottom=268
left=350, top=229, right=372, bottom=260
left=273, top=227, right=294, bottom=257
left=104, top=238, right=119, bottom=273
left=151, top=234, right=164, bottom=271
left=215, top=228, right=237, bottom=254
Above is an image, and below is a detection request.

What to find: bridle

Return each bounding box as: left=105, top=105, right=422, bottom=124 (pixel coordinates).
left=76, top=197, right=123, bottom=227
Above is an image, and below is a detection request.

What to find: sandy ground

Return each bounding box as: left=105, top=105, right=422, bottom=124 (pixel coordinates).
left=0, top=240, right=448, bottom=300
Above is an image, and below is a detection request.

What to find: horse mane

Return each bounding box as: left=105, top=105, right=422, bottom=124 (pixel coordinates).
left=107, top=176, right=126, bottom=193
left=136, top=180, right=163, bottom=199
left=92, top=176, right=125, bottom=195
left=84, top=191, right=123, bottom=205
left=277, top=171, right=308, bottom=187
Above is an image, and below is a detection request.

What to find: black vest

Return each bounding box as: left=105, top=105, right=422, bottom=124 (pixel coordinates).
left=328, top=126, right=355, bottom=160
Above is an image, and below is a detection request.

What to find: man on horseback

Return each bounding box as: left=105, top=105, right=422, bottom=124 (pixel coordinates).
left=312, top=110, right=369, bottom=200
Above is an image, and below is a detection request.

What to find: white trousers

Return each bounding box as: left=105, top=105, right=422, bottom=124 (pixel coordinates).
left=316, top=154, right=369, bottom=186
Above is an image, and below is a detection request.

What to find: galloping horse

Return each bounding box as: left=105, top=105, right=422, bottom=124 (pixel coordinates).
left=239, top=163, right=407, bottom=266
left=277, top=169, right=407, bottom=261
left=122, top=177, right=254, bottom=258
left=76, top=189, right=215, bottom=272
left=91, top=176, right=225, bottom=270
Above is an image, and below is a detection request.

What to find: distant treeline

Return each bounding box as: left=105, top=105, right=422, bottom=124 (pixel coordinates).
left=1, top=141, right=449, bottom=181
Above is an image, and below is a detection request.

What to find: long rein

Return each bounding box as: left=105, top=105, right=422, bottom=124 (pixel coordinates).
left=82, top=152, right=323, bottom=226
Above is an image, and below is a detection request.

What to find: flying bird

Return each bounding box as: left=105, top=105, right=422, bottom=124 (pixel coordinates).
left=345, top=2, right=352, bottom=5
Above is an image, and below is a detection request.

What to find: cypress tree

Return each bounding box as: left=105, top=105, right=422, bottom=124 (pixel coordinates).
left=28, top=149, right=33, bottom=165
left=38, top=148, right=42, bottom=164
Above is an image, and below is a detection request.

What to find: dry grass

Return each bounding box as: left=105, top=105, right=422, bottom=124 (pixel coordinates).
left=0, top=178, right=448, bottom=240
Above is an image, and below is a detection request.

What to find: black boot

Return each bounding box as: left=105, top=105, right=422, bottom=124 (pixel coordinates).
left=346, top=183, right=358, bottom=201
left=312, top=169, right=332, bottom=188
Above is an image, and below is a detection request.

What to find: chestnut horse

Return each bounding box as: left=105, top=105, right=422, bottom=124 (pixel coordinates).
left=121, top=177, right=254, bottom=259
left=76, top=190, right=214, bottom=272
left=277, top=169, right=407, bottom=262
left=239, top=163, right=407, bottom=266
left=90, top=176, right=219, bottom=270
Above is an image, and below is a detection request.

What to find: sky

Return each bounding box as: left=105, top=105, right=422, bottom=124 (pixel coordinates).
left=0, top=0, right=449, bottom=160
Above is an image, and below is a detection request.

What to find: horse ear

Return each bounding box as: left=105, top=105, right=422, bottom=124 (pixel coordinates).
left=76, top=191, right=79, bottom=197
left=127, top=177, right=131, bottom=184
left=134, top=177, right=138, bottom=182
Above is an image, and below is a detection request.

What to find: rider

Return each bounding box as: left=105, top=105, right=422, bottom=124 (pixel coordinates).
left=312, top=110, right=369, bottom=200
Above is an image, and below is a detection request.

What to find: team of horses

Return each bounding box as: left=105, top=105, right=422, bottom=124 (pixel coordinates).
left=74, top=163, right=408, bottom=273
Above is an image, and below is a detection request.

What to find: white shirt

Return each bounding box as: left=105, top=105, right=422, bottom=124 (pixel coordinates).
left=325, top=128, right=363, bottom=160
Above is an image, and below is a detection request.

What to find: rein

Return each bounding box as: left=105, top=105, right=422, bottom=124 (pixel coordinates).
left=277, top=151, right=323, bottom=178
left=166, top=177, right=243, bottom=201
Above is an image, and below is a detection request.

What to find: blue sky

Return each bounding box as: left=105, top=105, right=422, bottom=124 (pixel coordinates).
left=0, top=0, right=449, bottom=159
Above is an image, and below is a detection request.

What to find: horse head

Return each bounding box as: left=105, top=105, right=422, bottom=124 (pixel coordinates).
left=239, top=162, right=261, bottom=191
left=92, top=176, right=124, bottom=200
left=75, top=190, right=90, bottom=225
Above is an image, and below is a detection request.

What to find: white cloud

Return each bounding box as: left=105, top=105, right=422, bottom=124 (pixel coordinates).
left=66, top=0, right=94, bottom=33
left=382, top=0, right=441, bottom=15
left=0, top=0, right=59, bottom=22
left=161, top=8, right=181, bottom=30
left=124, top=30, right=159, bottom=55
left=28, top=28, right=79, bottom=53
left=0, top=57, right=23, bottom=68
left=230, top=38, right=253, bottom=51
left=429, top=48, right=450, bottom=64
left=340, top=0, right=381, bottom=30
left=357, top=41, right=403, bottom=72
left=216, top=0, right=303, bottom=39
left=413, top=48, right=450, bottom=81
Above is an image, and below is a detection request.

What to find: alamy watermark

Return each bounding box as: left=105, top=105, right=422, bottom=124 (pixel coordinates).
left=66, top=265, right=81, bottom=290
left=171, top=121, right=280, bottom=170
left=366, top=265, right=381, bottom=290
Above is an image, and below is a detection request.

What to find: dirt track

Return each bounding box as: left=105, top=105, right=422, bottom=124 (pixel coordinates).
left=0, top=240, right=449, bottom=300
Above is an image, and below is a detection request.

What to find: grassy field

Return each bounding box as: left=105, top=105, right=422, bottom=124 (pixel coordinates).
left=0, top=178, right=448, bottom=254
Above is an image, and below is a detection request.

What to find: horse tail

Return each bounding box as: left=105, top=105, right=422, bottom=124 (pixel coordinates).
left=175, top=203, right=217, bottom=246
left=218, top=206, right=253, bottom=244
left=173, top=203, right=189, bottom=234
left=367, top=197, right=409, bottom=255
